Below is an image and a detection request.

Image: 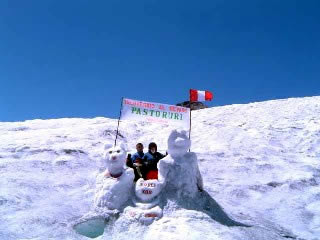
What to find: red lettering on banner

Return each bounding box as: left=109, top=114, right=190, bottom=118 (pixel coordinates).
left=124, top=99, right=187, bottom=113
left=169, top=106, right=187, bottom=113
left=159, top=105, right=165, bottom=110
left=124, top=99, right=156, bottom=109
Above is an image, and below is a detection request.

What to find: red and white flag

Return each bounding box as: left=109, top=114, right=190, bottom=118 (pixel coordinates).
left=190, top=89, right=213, bottom=102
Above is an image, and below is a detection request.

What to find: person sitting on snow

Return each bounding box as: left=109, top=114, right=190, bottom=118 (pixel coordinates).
left=143, top=142, right=166, bottom=180
left=126, top=143, right=145, bottom=181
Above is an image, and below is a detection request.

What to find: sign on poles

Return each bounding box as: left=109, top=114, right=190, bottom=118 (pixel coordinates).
left=121, top=98, right=190, bottom=129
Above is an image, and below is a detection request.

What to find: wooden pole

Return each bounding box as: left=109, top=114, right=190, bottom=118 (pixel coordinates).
left=114, top=97, right=124, bottom=147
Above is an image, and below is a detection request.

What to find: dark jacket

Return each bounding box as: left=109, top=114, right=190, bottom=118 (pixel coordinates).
left=131, top=151, right=144, bottom=163
left=143, top=151, right=165, bottom=170
left=126, top=152, right=145, bottom=181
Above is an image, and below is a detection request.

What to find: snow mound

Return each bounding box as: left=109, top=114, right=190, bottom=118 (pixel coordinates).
left=0, top=96, right=319, bottom=240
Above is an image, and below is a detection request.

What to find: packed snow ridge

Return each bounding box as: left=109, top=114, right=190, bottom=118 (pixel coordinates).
left=0, top=96, right=320, bottom=240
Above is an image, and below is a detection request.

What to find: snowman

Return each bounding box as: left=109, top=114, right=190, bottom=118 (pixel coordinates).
left=94, top=143, right=134, bottom=211
left=73, top=143, right=134, bottom=238
left=123, top=178, right=163, bottom=225
left=158, top=129, right=203, bottom=198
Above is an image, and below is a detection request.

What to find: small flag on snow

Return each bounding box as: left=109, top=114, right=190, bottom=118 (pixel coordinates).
left=190, top=89, right=213, bottom=102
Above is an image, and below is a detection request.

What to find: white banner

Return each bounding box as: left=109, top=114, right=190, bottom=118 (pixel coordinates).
left=121, top=98, right=190, bottom=129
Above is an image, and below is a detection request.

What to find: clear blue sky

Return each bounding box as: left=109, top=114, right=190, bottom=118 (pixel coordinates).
left=1, top=0, right=319, bottom=122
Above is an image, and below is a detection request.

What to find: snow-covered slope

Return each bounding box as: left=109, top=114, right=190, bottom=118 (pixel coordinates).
left=0, top=96, right=319, bottom=240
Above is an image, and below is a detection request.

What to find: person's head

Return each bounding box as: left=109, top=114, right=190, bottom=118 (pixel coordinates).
left=136, top=143, right=144, bottom=152
left=148, top=142, right=157, bottom=154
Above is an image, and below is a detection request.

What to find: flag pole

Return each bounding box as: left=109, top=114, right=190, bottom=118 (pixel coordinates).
left=114, top=97, right=124, bottom=147
left=189, top=89, right=192, bottom=152
left=189, top=108, right=192, bottom=152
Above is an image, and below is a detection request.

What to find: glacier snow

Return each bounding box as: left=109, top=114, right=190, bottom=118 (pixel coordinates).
left=0, top=96, right=319, bottom=240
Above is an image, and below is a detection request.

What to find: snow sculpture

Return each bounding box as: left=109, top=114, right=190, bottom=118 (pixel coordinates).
left=158, top=129, right=203, bottom=198
left=134, top=178, right=162, bottom=204
left=123, top=178, right=163, bottom=225
left=73, top=143, right=134, bottom=238
left=94, top=143, right=134, bottom=210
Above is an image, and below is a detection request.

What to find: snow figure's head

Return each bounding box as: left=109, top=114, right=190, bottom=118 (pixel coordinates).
left=167, top=129, right=191, bottom=158
left=104, top=143, right=127, bottom=173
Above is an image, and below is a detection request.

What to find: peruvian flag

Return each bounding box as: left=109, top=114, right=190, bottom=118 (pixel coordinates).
left=190, top=89, right=213, bottom=102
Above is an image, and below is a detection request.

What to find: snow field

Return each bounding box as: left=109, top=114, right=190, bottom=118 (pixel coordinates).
left=0, top=96, right=319, bottom=239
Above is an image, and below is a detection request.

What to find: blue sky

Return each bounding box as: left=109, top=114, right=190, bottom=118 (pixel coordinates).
left=0, top=0, right=319, bottom=122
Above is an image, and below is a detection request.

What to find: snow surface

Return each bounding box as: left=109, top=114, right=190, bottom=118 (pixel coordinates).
left=0, top=96, right=320, bottom=240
